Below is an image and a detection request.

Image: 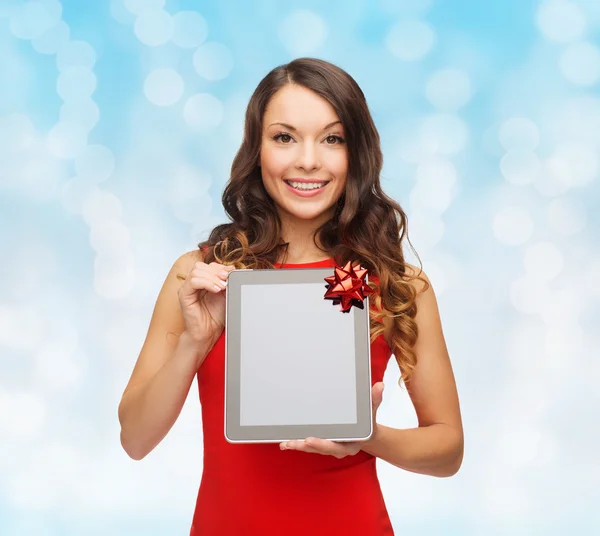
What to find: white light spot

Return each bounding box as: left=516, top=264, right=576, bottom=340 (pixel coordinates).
left=59, top=98, right=100, bottom=132
left=60, top=178, right=96, bottom=215
left=75, top=145, right=115, bottom=183
left=172, top=192, right=212, bottom=224
left=134, top=9, right=174, bottom=47
left=557, top=96, right=600, bottom=144
left=546, top=197, right=587, bottom=235
left=493, top=206, right=534, bottom=245
left=0, top=305, right=44, bottom=351
left=540, top=288, right=582, bottom=327
left=143, top=67, right=184, bottom=106
left=90, top=221, right=132, bottom=255
left=56, top=67, right=97, bottom=101
left=171, top=10, right=208, bottom=49
left=536, top=0, right=587, bottom=43
left=545, top=323, right=583, bottom=358
left=94, top=253, right=135, bottom=299
left=278, top=10, right=327, bottom=56
left=509, top=274, right=551, bottom=314
left=192, top=42, right=234, bottom=81
left=81, top=188, right=124, bottom=226
left=34, top=324, right=84, bottom=392
left=550, top=142, right=597, bottom=188
left=109, top=0, right=134, bottom=24
left=586, top=258, right=600, bottom=298
left=0, top=391, right=45, bottom=440
left=407, top=211, right=445, bottom=251
left=167, top=167, right=214, bottom=224
left=410, top=158, right=457, bottom=213
left=124, top=0, right=165, bottom=16
left=523, top=242, right=564, bottom=281
left=37, top=0, right=62, bottom=20
left=14, top=145, right=68, bottom=201
left=415, top=158, right=458, bottom=186
left=498, top=117, right=540, bottom=151
left=8, top=1, right=60, bottom=40
left=559, top=41, right=600, bottom=87
left=47, top=122, right=88, bottom=159
left=183, top=93, right=224, bottom=133
left=0, top=113, right=35, bottom=152
left=56, top=40, right=96, bottom=71
left=425, top=68, right=472, bottom=111
left=500, top=150, right=540, bottom=185
left=534, top=157, right=572, bottom=197
left=32, top=20, right=69, bottom=54
left=381, top=0, right=433, bottom=15
left=419, top=114, right=469, bottom=155
left=386, top=19, right=435, bottom=61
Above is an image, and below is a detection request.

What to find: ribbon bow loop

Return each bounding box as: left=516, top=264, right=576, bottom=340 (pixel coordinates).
left=324, top=261, right=373, bottom=313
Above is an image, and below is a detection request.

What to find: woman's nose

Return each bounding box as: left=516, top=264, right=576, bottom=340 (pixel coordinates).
left=295, top=141, right=320, bottom=172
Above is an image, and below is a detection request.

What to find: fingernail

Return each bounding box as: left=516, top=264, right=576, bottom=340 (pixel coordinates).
left=219, top=271, right=229, bottom=278
left=219, top=279, right=227, bottom=288
left=280, top=443, right=287, bottom=450
left=213, top=284, right=222, bottom=291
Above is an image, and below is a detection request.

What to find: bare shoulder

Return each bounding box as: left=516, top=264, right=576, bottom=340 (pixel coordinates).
left=175, top=249, right=204, bottom=272
left=402, top=262, right=431, bottom=298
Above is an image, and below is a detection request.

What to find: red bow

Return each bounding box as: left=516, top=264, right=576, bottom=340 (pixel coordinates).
left=324, top=261, right=373, bottom=312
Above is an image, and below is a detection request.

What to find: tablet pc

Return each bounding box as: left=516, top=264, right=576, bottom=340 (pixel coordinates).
left=224, top=268, right=372, bottom=443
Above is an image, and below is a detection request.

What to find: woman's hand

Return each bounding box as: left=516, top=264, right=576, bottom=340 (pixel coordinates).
left=279, top=382, right=385, bottom=458
left=177, top=261, right=234, bottom=347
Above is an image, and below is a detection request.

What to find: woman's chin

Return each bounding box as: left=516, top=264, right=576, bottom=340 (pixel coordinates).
left=279, top=202, right=336, bottom=223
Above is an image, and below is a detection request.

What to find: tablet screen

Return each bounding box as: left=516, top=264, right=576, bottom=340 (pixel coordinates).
left=239, top=283, right=357, bottom=426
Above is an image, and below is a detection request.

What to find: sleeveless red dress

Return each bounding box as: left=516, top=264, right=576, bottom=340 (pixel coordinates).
left=190, top=259, right=395, bottom=535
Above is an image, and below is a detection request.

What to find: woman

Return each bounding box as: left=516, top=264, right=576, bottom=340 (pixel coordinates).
left=118, top=58, right=463, bottom=535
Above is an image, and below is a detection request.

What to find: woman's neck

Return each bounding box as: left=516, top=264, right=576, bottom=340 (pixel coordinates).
left=278, top=213, right=331, bottom=264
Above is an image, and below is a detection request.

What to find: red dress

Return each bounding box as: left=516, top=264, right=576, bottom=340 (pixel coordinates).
left=190, top=259, right=395, bottom=535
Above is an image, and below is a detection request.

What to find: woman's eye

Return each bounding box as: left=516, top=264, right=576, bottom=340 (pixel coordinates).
left=274, top=133, right=293, bottom=143
left=325, top=135, right=344, bottom=145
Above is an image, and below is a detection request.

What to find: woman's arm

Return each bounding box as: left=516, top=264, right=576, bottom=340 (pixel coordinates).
left=362, top=267, right=464, bottom=477
left=118, top=251, right=211, bottom=461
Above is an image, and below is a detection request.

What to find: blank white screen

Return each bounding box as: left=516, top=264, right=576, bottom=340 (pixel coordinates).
left=239, top=283, right=357, bottom=426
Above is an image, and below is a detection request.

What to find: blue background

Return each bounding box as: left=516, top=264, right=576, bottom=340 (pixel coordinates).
left=1, top=0, right=599, bottom=534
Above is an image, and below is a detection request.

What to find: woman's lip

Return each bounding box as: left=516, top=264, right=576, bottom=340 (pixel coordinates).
left=283, top=180, right=329, bottom=198
left=284, top=178, right=328, bottom=183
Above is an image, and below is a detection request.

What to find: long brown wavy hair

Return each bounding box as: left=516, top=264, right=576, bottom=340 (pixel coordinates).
left=199, top=58, right=428, bottom=384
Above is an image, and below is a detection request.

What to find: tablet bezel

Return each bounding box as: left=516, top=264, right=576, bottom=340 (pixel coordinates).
left=224, top=268, right=373, bottom=444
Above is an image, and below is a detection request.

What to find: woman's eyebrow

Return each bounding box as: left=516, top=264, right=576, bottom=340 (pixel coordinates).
left=267, top=121, right=342, bottom=132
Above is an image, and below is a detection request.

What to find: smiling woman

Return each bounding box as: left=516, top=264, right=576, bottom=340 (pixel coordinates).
left=118, top=57, right=463, bottom=536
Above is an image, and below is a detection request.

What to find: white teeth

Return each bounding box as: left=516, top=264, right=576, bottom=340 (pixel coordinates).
left=289, top=181, right=326, bottom=190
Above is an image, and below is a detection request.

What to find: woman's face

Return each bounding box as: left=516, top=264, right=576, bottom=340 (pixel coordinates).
left=259, top=84, right=348, bottom=224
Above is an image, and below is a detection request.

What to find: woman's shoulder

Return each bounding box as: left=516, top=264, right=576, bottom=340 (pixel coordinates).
left=402, top=262, right=431, bottom=296
left=174, top=249, right=204, bottom=273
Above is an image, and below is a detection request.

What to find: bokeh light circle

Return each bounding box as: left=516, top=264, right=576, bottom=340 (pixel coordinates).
left=523, top=242, right=564, bottom=281
left=143, top=68, right=184, bottom=106
left=493, top=206, right=534, bottom=245
left=546, top=198, right=587, bottom=236
left=498, top=117, right=540, bottom=151
left=500, top=150, right=541, bottom=185
left=171, top=11, right=208, bottom=49
left=536, top=0, right=587, bottom=43
left=134, top=9, right=174, bottom=47
left=277, top=10, right=327, bottom=56
left=183, top=93, right=224, bottom=132
left=387, top=19, right=435, bottom=61
left=425, top=68, right=472, bottom=111
left=192, top=42, right=234, bottom=81
left=559, top=41, right=600, bottom=87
